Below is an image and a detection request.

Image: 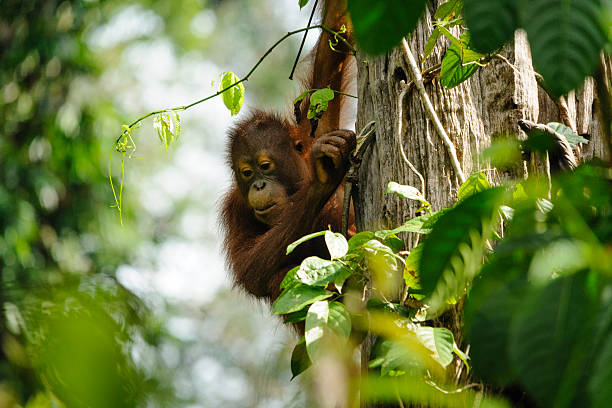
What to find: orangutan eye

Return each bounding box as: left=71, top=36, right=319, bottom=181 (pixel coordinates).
left=260, top=162, right=271, bottom=171
left=242, top=169, right=253, bottom=178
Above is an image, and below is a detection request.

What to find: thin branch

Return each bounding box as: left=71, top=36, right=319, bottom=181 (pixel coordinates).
left=289, top=0, right=319, bottom=80
left=401, top=38, right=466, bottom=184
left=115, top=24, right=354, bottom=145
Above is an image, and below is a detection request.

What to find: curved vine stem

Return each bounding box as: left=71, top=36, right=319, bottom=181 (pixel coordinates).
left=114, top=24, right=356, bottom=146
left=401, top=38, right=466, bottom=184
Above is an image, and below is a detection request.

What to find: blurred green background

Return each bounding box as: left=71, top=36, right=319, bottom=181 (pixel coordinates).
left=0, top=0, right=318, bottom=406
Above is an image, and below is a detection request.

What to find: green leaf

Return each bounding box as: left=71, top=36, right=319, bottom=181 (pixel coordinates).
left=348, top=231, right=376, bottom=252
left=509, top=272, right=597, bottom=406
left=348, top=0, right=428, bottom=55
left=305, top=300, right=329, bottom=360
left=287, top=230, right=326, bottom=255
left=435, top=0, right=464, bottom=20
left=364, top=240, right=402, bottom=299
left=453, top=343, right=470, bottom=373
left=220, top=71, right=244, bottom=116
left=466, top=272, right=525, bottom=385
left=284, top=308, right=308, bottom=324
left=333, top=266, right=352, bottom=293
left=436, top=24, right=462, bottom=48
left=458, top=172, right=491, bottom=201
left=291, top=337, right=311, bottom=379
left=153, top=112, right=180, bottom=151
left=415, top=327, right=455, bottom=368
left=482, top=138, right=522, bottom=168
left=298, top=0, right=310, bottom=9
left=547, top=122, right=589, bottom=148
left=378, top=339, right=425, bottom=377
left=294, top=256, right=348, bottom=287
left=280, top=265, right=301, bottom=290
left=440, top=34, right=484, bottom=88
left=376, top=214, right=434, bottom=239
left=293, top=89, right=312, bottom=105
left=463, top=0, right=518, bottom=53
left=386, top=181, right=431, bottom=209
left=419, top=188, right=505, bottom=299
left=328, top=301, right=351, bottom=339
left=423, top=27, right=442, bottom=63
left=522, top=0, right=606, bottom=96
left=308, top=88, right=334, bottom=120
left=404, top=243, right=423, bottom=290
left=383, top=235, right=403, bottom=253
left=273, top=286, right=333, bottom=314
left=325, top=230, right=348, bottom=259
left=589, top=324, right=612, bottom=407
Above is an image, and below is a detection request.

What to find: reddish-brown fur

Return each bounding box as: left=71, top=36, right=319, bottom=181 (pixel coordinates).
left=220, top=0, right=355, bottom=304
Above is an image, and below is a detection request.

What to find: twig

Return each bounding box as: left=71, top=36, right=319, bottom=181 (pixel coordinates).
left=342, top=121, right=376, bottom=237
left=401, top=38, right=466, bottom=184
left=115, top=24, right=354, bottom=145
left=425, top=379, right=482, bottom=395
left=289, top=0, right=319, bottom=80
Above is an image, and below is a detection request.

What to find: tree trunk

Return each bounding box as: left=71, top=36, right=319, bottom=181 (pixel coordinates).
left=354, top=1, right=608, bottom=407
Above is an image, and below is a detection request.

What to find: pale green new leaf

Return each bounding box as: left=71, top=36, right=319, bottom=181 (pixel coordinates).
left=220, top=71, right=244, bottom=116
left=325, top=230, right=348, bottom=259
left=386, top=181, right=431, bottom=209
left=308, top=88, right=334, bottom=119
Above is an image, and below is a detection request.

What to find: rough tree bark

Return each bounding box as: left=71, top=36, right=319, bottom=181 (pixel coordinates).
left=354, top=1, right=609, bottom=407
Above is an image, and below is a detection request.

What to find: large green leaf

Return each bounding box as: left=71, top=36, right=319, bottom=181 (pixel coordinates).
left=419, top=188, right=504, bottom=298
left=440, top=34, right=484, bottom=88
left=273, top=286, right=333, bottom=314
left=348, top=0, right=428, bottom=54
left=522, top=0, right=606, bottom=96
left=463, top=0, right=518, bottom=53
left=466, top=270, right=525, bottom=385
left=415, top=327, right=455, bottom=368
left=305, top=301, right=351, bottom=361
left=509, top=273, right=597, bottom=407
